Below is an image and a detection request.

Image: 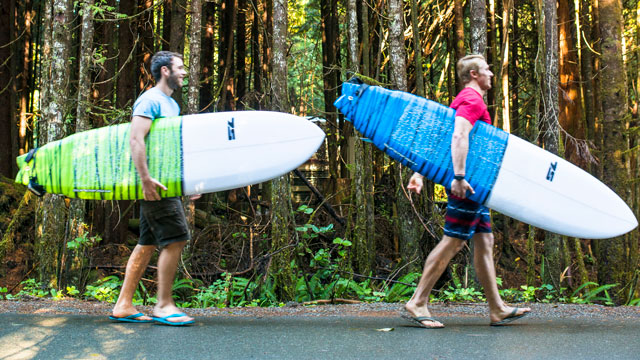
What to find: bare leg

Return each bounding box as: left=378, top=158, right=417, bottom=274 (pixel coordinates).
left=112, top=245, right=155, bottom=320
left=405, top=236, right=465, bottom=327
left=473, top=232, right=531, bottom=323
left=153, top=240, right=193, bottom=323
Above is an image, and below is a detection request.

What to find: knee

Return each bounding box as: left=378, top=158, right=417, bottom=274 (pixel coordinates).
left=474, top=233, right=494, bottom=250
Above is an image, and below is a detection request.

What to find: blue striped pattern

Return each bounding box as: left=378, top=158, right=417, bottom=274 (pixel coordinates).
left=334, top=82, right=509, bottom=205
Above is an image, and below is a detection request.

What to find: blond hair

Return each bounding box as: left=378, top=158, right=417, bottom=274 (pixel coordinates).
left=456, top=54, right=487, bottom=85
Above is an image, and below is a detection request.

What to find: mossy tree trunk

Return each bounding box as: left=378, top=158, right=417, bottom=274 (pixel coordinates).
left=594, top=0, right=638, bottom=303
left=268, top=0, right=296, bottom=301
left=36, top=0, right=72, bottom=289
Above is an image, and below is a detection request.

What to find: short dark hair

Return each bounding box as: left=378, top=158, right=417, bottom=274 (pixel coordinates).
left=150, top=51, right=183, bottom=82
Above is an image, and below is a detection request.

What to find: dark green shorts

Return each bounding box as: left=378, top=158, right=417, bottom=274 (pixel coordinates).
left=139, top=197, right=190, bottom=247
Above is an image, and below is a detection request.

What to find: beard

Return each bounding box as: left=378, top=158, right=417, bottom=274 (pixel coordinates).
left=167, top=70, right=183, bottom=90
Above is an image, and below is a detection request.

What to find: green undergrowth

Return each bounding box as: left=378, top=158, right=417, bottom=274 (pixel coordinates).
left=2, top=205, right=638, bottom=308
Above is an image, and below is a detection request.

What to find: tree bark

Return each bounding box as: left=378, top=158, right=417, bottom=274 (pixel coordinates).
left=170, top=0, right=186, bottom=107
left=388, top=0, right=422, bottom=273
left=199, top=1, right=216, bottom=111
left=470, top=0, right=488, bottom=56
left=116, top=0, right=137, bottom=108
left=538, top=0, right=563, bottom=288
left=453, top=0, right=465, bottom=92
left=0, top=0, right=13, bottom=177
left=320, top=0, right=340, bottom=189
left=268, top=0, right=296, bottom=301
left=558, top=0, right=585, bottom=167
left=36, top=0, right=73, bottom=288
left=595, top=0, right=637, bottom=303
left=236, top=0, right=247, bottom=110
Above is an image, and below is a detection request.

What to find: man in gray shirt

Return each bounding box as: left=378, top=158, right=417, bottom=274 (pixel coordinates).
left=110, top=51, right=196, bottom=326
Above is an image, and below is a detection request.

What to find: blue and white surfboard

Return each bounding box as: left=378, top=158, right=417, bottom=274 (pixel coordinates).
left=335, top=82, right=637, bottom=239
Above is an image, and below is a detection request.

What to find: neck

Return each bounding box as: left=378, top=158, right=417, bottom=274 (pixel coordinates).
left=155, top=80, right=174, bottom=97
left=466, top=82, right=485, bottom=97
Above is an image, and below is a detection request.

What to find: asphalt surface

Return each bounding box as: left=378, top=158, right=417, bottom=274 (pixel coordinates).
left=1, top=312, right=639, bottom=359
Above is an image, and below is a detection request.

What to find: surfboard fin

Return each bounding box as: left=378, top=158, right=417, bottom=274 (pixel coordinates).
left=16, top=148, right=46, bottom=197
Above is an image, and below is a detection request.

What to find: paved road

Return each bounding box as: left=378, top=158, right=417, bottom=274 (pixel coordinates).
left=0, top=313, right=639, bottom=359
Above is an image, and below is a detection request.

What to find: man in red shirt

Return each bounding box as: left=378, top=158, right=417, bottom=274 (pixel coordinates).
left=404, top=54, right=531, bottom=328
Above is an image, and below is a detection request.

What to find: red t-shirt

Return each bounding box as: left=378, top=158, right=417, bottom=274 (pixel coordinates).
left=449, top=87, right=491, bottom=126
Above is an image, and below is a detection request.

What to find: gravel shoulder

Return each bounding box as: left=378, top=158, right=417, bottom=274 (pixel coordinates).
left=1, top=298, right=639, bottom=320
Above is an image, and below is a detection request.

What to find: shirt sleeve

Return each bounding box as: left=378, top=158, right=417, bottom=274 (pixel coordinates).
left=454, top=98, right=485, bottom=126
left=132, top=96, right=161, bottom=120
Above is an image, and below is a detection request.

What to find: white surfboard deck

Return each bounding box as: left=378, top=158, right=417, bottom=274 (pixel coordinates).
left=485, top=136, right=638, bottom=239
left=182, top=111, right=325, bottom=195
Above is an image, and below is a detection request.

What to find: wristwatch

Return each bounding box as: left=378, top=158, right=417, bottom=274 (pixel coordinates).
left=453, top=174, right=465, bottom=181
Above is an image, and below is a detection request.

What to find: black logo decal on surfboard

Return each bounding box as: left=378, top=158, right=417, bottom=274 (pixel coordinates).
left=546, top=161, right=558, bottom=182
left=228, top=118, right=236, bottom=140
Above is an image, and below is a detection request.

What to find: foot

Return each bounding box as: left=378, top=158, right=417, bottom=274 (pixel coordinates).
left=112, top=306, right=152, bottom=322
left=153, top=304, right=194, bottom=324
left=404, top=302, right=444, bottom=328
left=490, top=305, right=531, bottom=326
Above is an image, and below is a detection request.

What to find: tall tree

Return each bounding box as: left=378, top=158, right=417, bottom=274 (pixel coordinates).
left=268, top=0, right=296, bottom=301
left=453, top=0, right=465, bottom=92
left=0, top=0, right=13, bottom=177
left=137, top=0, right=155, bottom=92
left=116, top=0, right=137, bottom=108
left=389, top=0, right=422, bottom=272
left=320, top=0, right=340, bottom=188
left=470, top=0, right=488, bottom=55
left=170, top=0, right=187, bottom=107
left=558, top=0, right=585, bottom=166
left=595, top=0, right=637, bottom=303
left=36, top=0, right=73, bottom=288
left=236, top=0, right=247, bottom=109
left=218, top=0, right=237, bottom=110
left=348, top=0, right=375, bottom=275
left=537, top=0, right=563, bottom=288
left=199, top=0, right=216, bottom=111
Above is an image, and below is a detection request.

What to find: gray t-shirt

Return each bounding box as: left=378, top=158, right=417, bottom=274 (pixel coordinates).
left=132, top=87, right=180, bottom=120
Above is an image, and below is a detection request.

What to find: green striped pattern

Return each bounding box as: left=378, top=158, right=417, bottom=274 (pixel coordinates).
left=15, top=117, right=184, bottom=200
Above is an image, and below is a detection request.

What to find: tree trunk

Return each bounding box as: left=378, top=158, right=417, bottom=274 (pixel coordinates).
left=453, top=0, right=465, bottom=92
left=137, top=0, right=155, bottom=93
left=538, top=0, right=563, bottom=288
left=250, top=0, right=263, bottom=110
left=0, top=0, right=13, bottom=177
left=389, top=0, right=422, bottom=273
left=18, top=0, right=35, bottom=155
left=187, top=0, right=203, bottom=114
left=236, top=0, right=247, bottom=110
left=199, top=1, right=216, bottom=111
left=580, top=0, right=595, bottom=145
left=470, top=0, right=488, bottom=56
left=410, top=0, right=425, bottom=97
left=558, top=0, right=585, bottom=167
left=116, top=0, right=137, bottom=108
left=347, top=0, right=374, bottom=276
left=36, top=0, right=73, bottom=288
left=170, top=0, right=186, bottom=107
left=268, top=0, right=295, bottom=301
left=218, top=0, right=237, bottom=111
left=595, top=0, right=636, bottom=303
left=320, top=0, right=340, bottom=190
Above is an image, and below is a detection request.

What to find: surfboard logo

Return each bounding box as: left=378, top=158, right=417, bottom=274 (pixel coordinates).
left=546, top=162, right=558, bottom=182
left=228, top=118, right=236, bottom=140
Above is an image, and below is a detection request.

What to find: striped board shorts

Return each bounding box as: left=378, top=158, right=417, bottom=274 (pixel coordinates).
left=443, top=191, right=492, bottom=241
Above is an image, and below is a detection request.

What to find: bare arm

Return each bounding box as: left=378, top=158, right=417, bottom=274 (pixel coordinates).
left=130, top=115, right=167, bottom=201
left=450, top=116, right=475, bottom=198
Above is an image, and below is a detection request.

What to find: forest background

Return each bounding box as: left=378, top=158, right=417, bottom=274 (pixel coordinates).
left=0, top=0, right=639, bottom=307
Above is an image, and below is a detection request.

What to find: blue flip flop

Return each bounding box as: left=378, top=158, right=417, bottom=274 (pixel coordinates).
left=109, top=312, right=153, bottom=323
left=152, top=313, right=195, bottom=326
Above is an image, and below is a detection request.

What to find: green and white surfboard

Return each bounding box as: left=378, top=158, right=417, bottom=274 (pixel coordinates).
left=15, top=111, right=325, bottom=200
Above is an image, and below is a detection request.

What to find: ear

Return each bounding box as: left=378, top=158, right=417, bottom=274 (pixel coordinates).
left=160, top=65, right=171, bottom=78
